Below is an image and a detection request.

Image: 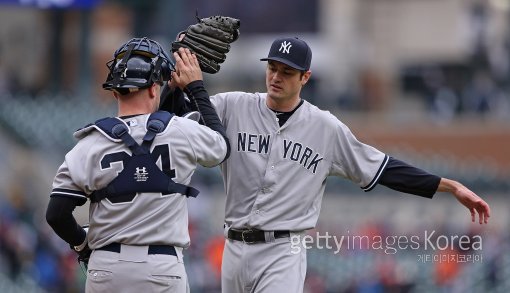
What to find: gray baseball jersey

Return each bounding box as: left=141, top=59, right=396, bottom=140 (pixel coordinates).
left=211, top=92, right=388, bottom=231
left=51, top=114, right=227, bottom=249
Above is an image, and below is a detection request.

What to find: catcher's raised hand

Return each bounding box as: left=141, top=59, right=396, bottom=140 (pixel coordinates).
left=172, top=48, right=203, bottom=90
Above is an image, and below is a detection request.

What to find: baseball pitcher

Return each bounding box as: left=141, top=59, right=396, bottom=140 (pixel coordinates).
left=161, top=33, right=491, bottom=293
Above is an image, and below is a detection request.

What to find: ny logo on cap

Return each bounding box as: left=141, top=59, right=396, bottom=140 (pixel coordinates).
left=279, top=41, right=292, bottom=54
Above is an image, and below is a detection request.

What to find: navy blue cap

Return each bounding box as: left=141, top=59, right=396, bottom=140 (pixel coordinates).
left=260, top=37, right=312, bottom=71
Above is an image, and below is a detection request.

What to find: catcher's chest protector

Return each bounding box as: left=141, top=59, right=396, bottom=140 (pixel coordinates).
left=88, top=111, right=199, bottom=203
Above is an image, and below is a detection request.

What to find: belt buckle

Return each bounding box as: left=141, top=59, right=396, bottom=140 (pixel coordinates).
left=241, top=229, right=256, bottom=244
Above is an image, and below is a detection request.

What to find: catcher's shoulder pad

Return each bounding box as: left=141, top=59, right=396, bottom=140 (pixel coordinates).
left=144, top=111, right=173, bottom=136
left=73, top=112, right=174, bottom=141
left=73, top=117, right=129, bottom=142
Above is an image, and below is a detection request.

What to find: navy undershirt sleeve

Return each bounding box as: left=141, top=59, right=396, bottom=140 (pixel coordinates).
left=46, top=196, right=86, bottom=246
left=159, top=84, right=191, bottom=116
left=159, top=81, right=230, bottom=161
left=378, top=157, right=441, bottom=198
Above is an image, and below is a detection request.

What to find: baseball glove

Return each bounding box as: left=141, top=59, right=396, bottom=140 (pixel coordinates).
left=71, top=224, right=91, bottom=269
left=172, top=14, right=240, bottom=74
left=76, top=245, right=92, bottom=269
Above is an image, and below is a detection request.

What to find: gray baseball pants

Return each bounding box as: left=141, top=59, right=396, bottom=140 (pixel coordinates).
left=86, top=244, right=189, bottom=293
left=221, top=232, right=307, bottom=293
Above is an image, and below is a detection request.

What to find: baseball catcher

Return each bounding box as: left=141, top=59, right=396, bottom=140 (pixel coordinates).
left=46, top=35, right=229, bottom=292
left=172, top=13, right=240, bottom=74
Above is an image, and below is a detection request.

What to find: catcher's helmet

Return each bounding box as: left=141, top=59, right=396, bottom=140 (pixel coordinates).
left=103, top=37, right=174, bottom=94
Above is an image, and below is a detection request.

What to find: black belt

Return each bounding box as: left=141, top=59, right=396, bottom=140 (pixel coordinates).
left=227, top=229, right=290, bottom=244
left=96, top=243, right=177, bottom=256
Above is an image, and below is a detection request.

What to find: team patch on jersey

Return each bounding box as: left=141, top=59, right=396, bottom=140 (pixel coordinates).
left=283, top=139, right=323, bottom=174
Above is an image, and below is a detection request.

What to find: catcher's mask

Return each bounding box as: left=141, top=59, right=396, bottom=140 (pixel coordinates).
left=103, top=37, right=175, bottom=95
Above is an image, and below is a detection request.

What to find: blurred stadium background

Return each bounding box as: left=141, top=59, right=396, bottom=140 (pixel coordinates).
left=0, top=0, right=509, bottom=292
